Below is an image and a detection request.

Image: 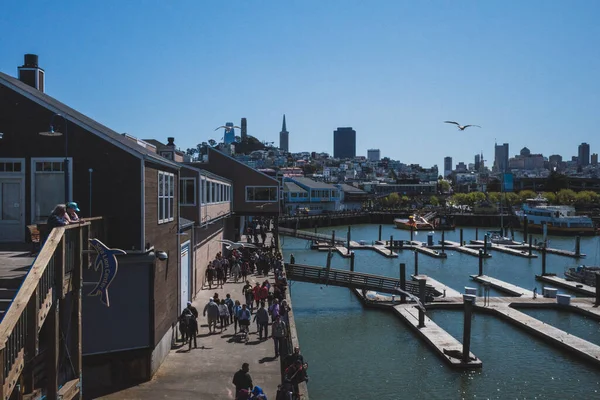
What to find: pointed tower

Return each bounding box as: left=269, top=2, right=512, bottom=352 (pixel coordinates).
left=279, top=114, right=289, bottom=152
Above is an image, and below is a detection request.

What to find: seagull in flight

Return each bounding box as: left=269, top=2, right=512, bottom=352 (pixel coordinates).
left=218, top=240, right=257, bottom=250
left=215, top=125, right=241, bottom=132
left=444, top=121, right=481, bottom=131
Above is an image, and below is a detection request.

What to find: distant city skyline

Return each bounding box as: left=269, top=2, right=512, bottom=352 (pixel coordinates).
left=1, top=1, right=599, bottom=166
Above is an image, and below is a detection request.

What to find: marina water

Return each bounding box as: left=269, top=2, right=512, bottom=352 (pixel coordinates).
left=282, top=224, right=600, bottom=399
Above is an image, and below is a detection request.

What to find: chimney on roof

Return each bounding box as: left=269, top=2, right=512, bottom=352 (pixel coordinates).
left=167, top=137, right=175, bottom=147
left=18, top=54, right=45, bottom=93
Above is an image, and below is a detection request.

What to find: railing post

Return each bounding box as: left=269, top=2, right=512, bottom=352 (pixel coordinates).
left=72, top=226, right=85, bottom=394
left=23, top=289, right=40, bottom=394
left=45, top=302, right=59, bottom=400
left=55, top=236, right=65, bottom=299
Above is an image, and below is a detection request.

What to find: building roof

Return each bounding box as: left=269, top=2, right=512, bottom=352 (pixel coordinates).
left=0, top=72, right=179, bottom=169
left=292, top=177, right=337, bottom=190
left=181, top=163, right=232, bottom=183
left=284, top=182, right=307, bottom=193
left=339, top=183, right=367, bottom=194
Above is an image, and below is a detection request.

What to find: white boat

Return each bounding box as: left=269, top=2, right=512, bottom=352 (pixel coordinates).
left=564, top=265, right=600, bottom=286
left=515, top=195, right=597, bottom=236
left=485, top=231, right=514, bottom=245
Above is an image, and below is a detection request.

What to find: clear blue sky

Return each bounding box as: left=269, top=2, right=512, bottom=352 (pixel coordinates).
left=2, top=1, right=599, bottom=168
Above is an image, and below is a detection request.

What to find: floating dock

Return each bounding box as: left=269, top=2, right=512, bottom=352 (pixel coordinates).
left=484, top=306, right=600, bottom=368
left=441, top=241, right=492, bottom=258
left=535, top=275, right=596, bottom=297
left=412, top=274, right=462, bottom=298
left=470, top=241, right=537, bottom=258
left=312, top=241, right=398, bottom=258
left=470, top=274, right=535, bottom=297
left=374, top=240, right=447, bottom=258
left=393, top=304, right=482, bottom=369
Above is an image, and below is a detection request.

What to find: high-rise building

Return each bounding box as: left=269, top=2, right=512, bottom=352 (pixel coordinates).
left=592, top=153, right=598, bottom=166
left=474, top=154, right=481, bottom=171
left=241, top=118, right=247, bottom=140
left=578, top=142, right=590, bottom=166
left=367, top=149, right=380, bottom=161
left=443, top=156, right=452, bottom=177
left=279, top=114, right=289, bottom=152
left=333, top=127, right=356, bottom=159
left=223, top=122, right=235, bottom=144
left=494, top=143, right=509, bottom=173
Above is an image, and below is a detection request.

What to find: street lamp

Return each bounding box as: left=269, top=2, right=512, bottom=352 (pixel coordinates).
left=39, top=113, right=69, bottom=203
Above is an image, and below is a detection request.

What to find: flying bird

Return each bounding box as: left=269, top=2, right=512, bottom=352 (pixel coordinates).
left=444, top=121, right=481, bottom=131
left=215, top=125, right=241, bottom=132
left=218, top=239, right=257, bottom=250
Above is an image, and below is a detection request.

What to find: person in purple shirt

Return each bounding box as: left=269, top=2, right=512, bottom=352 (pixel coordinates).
left=269, top=298, right=280, bottom=323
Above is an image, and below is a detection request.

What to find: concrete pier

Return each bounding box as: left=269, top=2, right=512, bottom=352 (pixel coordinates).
left=393, top=305, right=482, bottom=369
left=470, top=275, right=535, bottom=297
left=535, top=275, right=596, bottom=297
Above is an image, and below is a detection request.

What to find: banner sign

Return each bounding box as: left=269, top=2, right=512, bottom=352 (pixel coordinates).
left=88, top=238, right=126, bottom=307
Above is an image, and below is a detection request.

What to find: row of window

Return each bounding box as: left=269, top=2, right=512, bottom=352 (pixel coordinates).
left=246, top=186, right=278, bottom=202
left=179, top=178, right=232, bottom=206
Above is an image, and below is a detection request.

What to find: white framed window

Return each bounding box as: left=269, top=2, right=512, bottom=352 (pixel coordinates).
left=245, top=186, right=278, bottom=202
left=158, top=171, right=175, bottom=224
left=180, top=177, right=195, bottom=206
left=31, top=158, right=72, bottom=223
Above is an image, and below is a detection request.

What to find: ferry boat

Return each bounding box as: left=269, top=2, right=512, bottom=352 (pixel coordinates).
left=394, top=215, right=434, bottom=231
left=564, top=265, right=600, bottom=286
left=515, top=196, right=598, bottom=236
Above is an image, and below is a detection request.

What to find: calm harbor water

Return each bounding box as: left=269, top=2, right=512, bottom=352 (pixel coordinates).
left=282, top=224, right=600, bottom=399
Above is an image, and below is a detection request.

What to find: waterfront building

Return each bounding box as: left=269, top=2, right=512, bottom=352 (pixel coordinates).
left=283, top=177, right=341, bottom=214
left=578, top=142, right=590, bottom=166
left=367, top=149, right=381, bottom=161
left=494, top=142, right=509, bottom=173
left=279, top=114, right=289, bottom=152
left=367, top=182, right=437, bottom=196
left=333, top=127, right=356, bottom=159
left=335, top=183, right=370, bottom=210
left=444, top=156, right=452, bottom=177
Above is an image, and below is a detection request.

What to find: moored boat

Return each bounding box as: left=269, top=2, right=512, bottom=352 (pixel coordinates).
left=564, top=265, right=600, bottom=286
left=394, top=215, right=434, bottom=230
left=515, top=196, right=598, bottom=236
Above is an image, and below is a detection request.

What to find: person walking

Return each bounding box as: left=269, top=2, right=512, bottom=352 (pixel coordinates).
left=272, top=315, right=287, bottom=358
left=225, top=294, right=234, bottom=325
left=232, top=363, right=253, bottom=399
left=202, top=298, right=220, bottom=334
left=219, top=299, right=230, bottom=332
left=243, top=280, right=254, bottom=311
left=253, top=302, right=269, bottom=341
left=232, top=300, right=242, bottom=334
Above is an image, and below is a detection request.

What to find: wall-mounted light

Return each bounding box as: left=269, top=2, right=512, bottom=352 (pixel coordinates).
left=156, top=251, right=168, bottom=261
left=0, top=132, right=4, bottom=139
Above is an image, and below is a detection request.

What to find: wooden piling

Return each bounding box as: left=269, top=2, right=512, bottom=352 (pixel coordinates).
left=442, top=230, right=445, bottom=254
left=390, top=235, right=394, bottom=255
left=575, top=236, right=581, bottom=258
left=478, top=250, right=483, bottom=276
left=414, top=250, right=419, bottom=276
left=350, top=251, right=355, bottom=272
left=483, top=234, right=488, bottom=257
left=347, top=226, right=351, bottom=252
left=529, top=234, right=533, bottom=256
left=378, top=224, right=382, bottom=241
left=475, top=227, right=478, bottom=241
left=596, top=273, right=600, bottom=306
left=331, top=230, right=336, bottom=247
left=462, top=294, right=476, bottom=363
left=400, top=263, right=406, bottom=303
left=460, top=229, right=463, bottom=246
left=541, top=243, right=547, bottom=276
left=523, top=218, right=528, bottom=241
left=418, top=279, right=426, bottom=328
left=410, top=225, right=414, bottom=242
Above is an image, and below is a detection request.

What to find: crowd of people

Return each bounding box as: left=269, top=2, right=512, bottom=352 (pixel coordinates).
left=178, top=236, right=308, bottom=400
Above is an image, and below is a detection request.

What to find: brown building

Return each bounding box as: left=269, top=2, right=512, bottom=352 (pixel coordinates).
left=0, top=55, right=232, bottom=397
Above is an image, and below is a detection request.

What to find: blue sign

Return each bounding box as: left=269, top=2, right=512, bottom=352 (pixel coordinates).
left=88, top=239, right=126, bottom=307
left=503, top=173, right=514, bottom=192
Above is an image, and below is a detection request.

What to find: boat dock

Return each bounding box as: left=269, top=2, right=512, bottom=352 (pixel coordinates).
left=375, top=240, right=447, bottom=258
left=412, top=274, right=462, bottom=298
left=470, top=274, right=535, bottom=297
left=484, top=306, right=600, bottom=368
left=537, top=247, right=585, bottom=258
left=470, top=240, right=538, bottom=258
left=393, top=304, right=482, bottom=369
left=313, top=241, right=398, bottom=258
left=535, top=275, right=596, bottom=297
left=441, top=241, right=492, bottom=258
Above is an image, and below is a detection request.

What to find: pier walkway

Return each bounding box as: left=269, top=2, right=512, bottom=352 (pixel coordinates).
left=99, top=275, right=283, bottom=400
left=470, top=274, right=535, bottom=297
left=285, top=263, right=438, bottom=298
left=535, top=275, right=596, bottom=297
left=441, top=240, right=492, bottom=258
left=412, top=274, right=462, bottom=298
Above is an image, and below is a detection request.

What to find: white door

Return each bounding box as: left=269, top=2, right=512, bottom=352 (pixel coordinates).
left=180, top=241, right=190, bottom=312
left=0, top=179, right=24, bottom=242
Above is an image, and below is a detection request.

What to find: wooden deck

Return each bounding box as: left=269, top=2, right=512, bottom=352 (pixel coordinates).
left=470, top=240, right=538, bottom=258
left=393, top=304, right=482, bottom=369
left=442, top=241, right=492, bottom=258
left=412, top=274, right=462, bottom=298
left=535, top=275, right=596, bottom=297
left=470, top=275, right=535, bottom=297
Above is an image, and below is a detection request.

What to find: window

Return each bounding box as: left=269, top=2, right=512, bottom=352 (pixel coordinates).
left=158, top=171, right=175, bottom=223
left=246, top=186, right=278, bottom=202
left=32, top=159, right=68, bottom=222
left=201, top=178, right=207, bottom=204
left=180, top=178, right=195, bottom=206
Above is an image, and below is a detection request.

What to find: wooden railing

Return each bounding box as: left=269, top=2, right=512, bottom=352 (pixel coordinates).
left=0, top=222, right=90, bottom=400
left=285, top=264, right=438, bottom=298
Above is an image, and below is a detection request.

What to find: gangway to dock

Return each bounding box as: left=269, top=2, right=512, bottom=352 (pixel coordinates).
left=285, top=263, right=438, bottom=298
